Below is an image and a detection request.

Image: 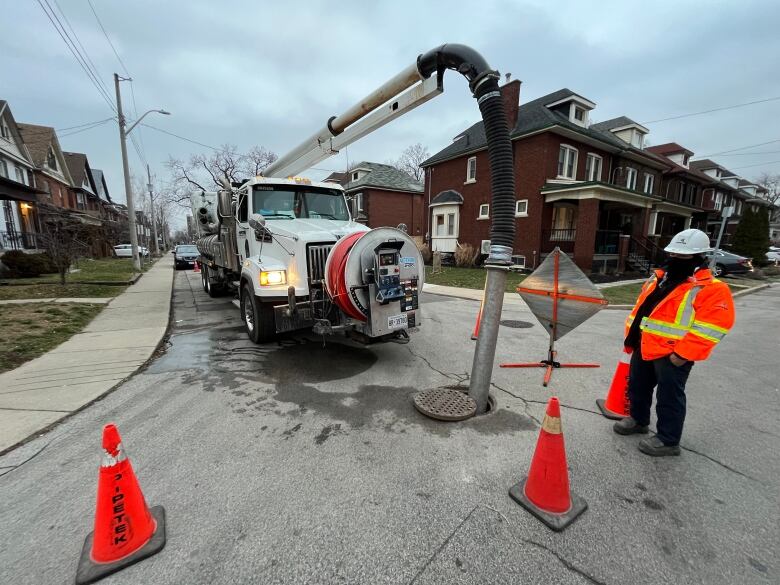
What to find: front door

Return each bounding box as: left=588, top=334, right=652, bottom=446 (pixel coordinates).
left=431, top=204, right=459, bottom=253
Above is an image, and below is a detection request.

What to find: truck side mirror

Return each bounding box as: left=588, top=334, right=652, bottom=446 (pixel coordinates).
left=248, top=213, right=266, bottom=232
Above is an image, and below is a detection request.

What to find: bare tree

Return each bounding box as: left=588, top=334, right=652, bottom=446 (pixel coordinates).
left=756, top=172, right=780, bottom=222
left=393, top=143, right=429, bottom=182
left=164, top=144, right=278, bottom=207
left=38, top=205, right=97, bottom=285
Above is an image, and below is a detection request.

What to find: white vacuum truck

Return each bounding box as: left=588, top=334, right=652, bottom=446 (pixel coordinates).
left=192, top=180, right=423, bottom=343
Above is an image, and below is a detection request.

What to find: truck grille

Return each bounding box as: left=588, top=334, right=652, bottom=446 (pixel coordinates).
left=307, top=243, right=334, bottom=283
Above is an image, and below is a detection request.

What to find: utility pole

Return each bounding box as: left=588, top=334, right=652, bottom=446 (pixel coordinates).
left=114, top=73, right=141, bottom=271
left=147, top=164, right=160, bottom=255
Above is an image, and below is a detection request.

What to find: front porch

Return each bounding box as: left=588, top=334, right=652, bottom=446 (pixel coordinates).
left=0, top=177, right=45, bottom=254
left=540, top=182, right=700, bottom=274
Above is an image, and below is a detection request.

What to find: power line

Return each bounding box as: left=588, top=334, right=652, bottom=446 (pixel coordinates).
left=643, top=96, right=780, bottom=125
left=140, top=123, right=219, bottom=151
left=729, top=159, right=780, bottom=171
left=87, top=0, right=148, bottom=164
left=701, top=149, right=780, bottom=157
left=36, top=0, right=116, bottom=113
left=59, top=119, right=113, bottom=138
left=694, top=139, right=780, bottom=158
left=57, top=117, right=115, bottom=132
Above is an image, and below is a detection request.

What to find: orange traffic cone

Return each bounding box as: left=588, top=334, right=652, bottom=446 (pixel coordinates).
left=76, top=424, right=166, bottom=585
left=508, top=397, right=587, bottom=531
left=596, top=347, right=633, bottom=420
left=193, top=260, right=201, bottom=273
left=470, top=297, right=484, bottom=340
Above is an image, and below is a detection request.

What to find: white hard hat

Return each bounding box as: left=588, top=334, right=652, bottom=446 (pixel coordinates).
left=663, top=228, right=712, bottom=255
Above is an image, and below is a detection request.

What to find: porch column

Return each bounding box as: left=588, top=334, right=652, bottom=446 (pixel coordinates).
left=684, top=215, right=692, bottom=229
left=573, top=198, right=599, bottom=272
left=617, top=234, right=630, bottom=273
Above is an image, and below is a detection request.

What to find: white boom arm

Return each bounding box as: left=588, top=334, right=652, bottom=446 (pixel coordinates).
left=263, top=64, right=442, bottom=178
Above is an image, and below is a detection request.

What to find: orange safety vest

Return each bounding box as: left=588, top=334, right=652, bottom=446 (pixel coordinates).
left=625, top=268, right=735, bottom=362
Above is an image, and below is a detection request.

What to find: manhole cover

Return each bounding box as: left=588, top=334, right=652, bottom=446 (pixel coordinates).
left=413, top=387, right=477, bottom=421
left=500, top=320, right=534, bottom=329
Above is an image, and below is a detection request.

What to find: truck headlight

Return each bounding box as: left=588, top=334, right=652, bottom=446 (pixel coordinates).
left=259, top=270, right=286, bottom=286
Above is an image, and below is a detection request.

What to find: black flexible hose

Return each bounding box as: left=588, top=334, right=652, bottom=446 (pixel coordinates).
left=417, top=44, right=516, bottom=260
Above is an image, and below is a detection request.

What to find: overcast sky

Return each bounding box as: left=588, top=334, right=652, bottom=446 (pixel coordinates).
left=3, top=1, right=779, bottom=228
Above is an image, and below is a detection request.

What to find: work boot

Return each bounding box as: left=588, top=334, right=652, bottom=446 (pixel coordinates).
left=613, top=417, right=649, bottom=436
left=638, top=436, right=681, bottom=457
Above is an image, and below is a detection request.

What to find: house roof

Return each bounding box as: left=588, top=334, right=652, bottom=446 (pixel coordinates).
left=16, top=123, right=56, bottom=167
left=323, top=171, right=347, bottom=184
left=422, top=88, right=664, bottom=168
left=337, top=162, right=423, bottom=193
left=0, top=100, right=35, bottom=167
left=644, top=147, right=715, bottom=184
left=647, top=143, right=694, bottom=157
left=90, top=168, right=111, bottom=202
left=689, top=159, right=721, bottom=171
left=590, top=116, right=648, bottom=133
left=430, top=189, right=464, bottom=206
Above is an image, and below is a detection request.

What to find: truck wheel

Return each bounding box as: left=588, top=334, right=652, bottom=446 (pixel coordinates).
left=201, top=264, right=209, bottom=292
left=241, top=283, right=275, bottom=343
left=204, top=265, right=223, bottom=298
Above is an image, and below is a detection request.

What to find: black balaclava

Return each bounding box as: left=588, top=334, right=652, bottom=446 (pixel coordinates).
left=664, top=254, right=706, bottom=280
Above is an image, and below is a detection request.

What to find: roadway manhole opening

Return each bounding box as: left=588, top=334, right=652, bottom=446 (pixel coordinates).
left=500, top=320, right=534, bottom=329
left=413, top=386, right=496, bottom=421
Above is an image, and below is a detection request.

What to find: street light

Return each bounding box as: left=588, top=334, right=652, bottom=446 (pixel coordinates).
left=114, top=72, right=171, bottom=271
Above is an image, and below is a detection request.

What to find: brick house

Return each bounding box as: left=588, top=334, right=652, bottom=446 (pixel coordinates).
left=17, top=122, right=77, bottom=211
left=0, top=100, right=43, bottom=252
left=421, top=82, right=690, bottom=273
left=325, top=161, right=424, bottom=241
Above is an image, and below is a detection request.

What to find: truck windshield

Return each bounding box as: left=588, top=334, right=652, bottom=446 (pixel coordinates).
left=252, top=186, right=349, bottom=221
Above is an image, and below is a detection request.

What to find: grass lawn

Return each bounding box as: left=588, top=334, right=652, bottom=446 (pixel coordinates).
left=601, top=281, right=752, bottom=306
left=0, top=283, right=124, bottom=300
left=0, top=257, right=153, bottom=286
left=0, top=303, right=104, bottom=373
left=425, top=266, right=527, bottom=293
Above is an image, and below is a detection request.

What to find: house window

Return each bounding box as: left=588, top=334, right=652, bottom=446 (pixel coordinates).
left=0, top=122, right=9, bottom=140
left=76, top=192, right=86, bottom=210
left=735, top=200, right=742, bottom=215
left=14, top=166, right=26, bottom=185
left=447, top=213, right=456, bottom=236
left=353, top=192, right=363, bottom=213
left=511, top=255, right=526, bottom=268
left=714, top=191, right=723, bottom=211
left=585, top=154, right=602, bottom=181
left=643, top=173, right=654, bottom=194
left=47, top=147, right=57, bottom=170
left=573, top=106, right=585, bottom=122
left=352, top=172, right=359, bottom=181
left=686, top=184, right=696, bottom=206
left=557, top=145, right=578, bottom=179
left=435, top=215, right=445, bottom=236
left=435, top=213, right=457, bottom=237
left=0, top=159, right=8, bottom=178
left=625, top=167, right=637, bottom=190
left=551, top=205, right=577, bottom=240
left=478, top=204, right=489, bottom=219
left=466, top=157, right=477, bottom=182
left=515, top=199, right=528, bottom=217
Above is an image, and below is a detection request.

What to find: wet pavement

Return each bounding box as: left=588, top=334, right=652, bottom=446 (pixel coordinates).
left=1, top=270, right=778, bottom=585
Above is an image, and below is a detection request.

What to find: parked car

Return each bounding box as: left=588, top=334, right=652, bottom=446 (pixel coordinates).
left=704, top=249, right=753, bottom=277
left=113, top=244, right=149, bottom=258
left=173, top=244, right=199, bottom=269
left=766, top=247, right=780, bottom=264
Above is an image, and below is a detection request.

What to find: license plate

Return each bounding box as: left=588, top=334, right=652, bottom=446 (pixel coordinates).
left=388, top=314, right=408, bottom=329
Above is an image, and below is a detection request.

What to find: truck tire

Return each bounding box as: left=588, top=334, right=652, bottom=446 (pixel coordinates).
left=204, top=265, right=223, bottom=298
left=241, top=283, right=275, bottom=343
left=201, top=264, right=209, bottom=292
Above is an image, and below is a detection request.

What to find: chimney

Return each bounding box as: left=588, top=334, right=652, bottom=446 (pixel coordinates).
left=500, top=79, right=521, bottom=130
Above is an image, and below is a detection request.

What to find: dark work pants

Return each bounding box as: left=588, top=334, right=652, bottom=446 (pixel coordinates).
left=627, top=351, right=694, bottom=446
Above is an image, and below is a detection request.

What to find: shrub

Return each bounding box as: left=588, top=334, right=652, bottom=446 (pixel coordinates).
left=454, top=243, right=476, bottom=268
left=0, top=250, right=56, bottom=278
left=418, top=243, right=433, bottom=265
left=762, top=264, right=780, bottom=277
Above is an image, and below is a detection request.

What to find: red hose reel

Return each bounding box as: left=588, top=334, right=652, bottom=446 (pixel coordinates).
left=324, top=231, right=368, bottom=321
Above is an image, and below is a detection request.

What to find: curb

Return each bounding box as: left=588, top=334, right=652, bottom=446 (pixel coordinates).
left=0, top=261, right=174, bottom=457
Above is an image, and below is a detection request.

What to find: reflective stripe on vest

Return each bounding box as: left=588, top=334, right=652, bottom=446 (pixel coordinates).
left=640, top=317, right=688, bottom=339
left=639, top=284, right=706, bottom=340
left=689, top=320, right=728, bottom=343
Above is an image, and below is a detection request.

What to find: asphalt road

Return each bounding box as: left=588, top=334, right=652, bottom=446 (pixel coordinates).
left=1, top=271, right=778, bottom=585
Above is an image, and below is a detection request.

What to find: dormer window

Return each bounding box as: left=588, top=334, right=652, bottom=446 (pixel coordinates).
left=573, top=106, right=586, bottom=123
left=47, top=147, right=57, bottom=170
left=352, top=172, right=359, bottom=181
left=545, top=94, right=596, bottom=128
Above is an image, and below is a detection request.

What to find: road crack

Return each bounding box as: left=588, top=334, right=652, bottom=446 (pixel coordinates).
left=0, top=437, right=56, bottom=478
left=679, top=445, right=758, bottom=482
left=521, top=538, right=608, bottom=585
left=406, top=346, right=467, bottom=384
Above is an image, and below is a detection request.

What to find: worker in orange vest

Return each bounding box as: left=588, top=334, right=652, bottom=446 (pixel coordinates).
left=614, top=229, right=735, bottom=456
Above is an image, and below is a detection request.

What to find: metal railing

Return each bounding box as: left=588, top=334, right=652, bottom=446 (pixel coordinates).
left=595, top=230, right=621, bottom=254
left=541, top=229, right=576, bottom=253
left=629, top=236, right=665, bottom=271
left=0, top=230, right=44, bottom=251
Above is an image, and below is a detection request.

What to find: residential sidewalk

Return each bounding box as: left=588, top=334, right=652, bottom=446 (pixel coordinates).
left=0, top=255, right=174, bottom=453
